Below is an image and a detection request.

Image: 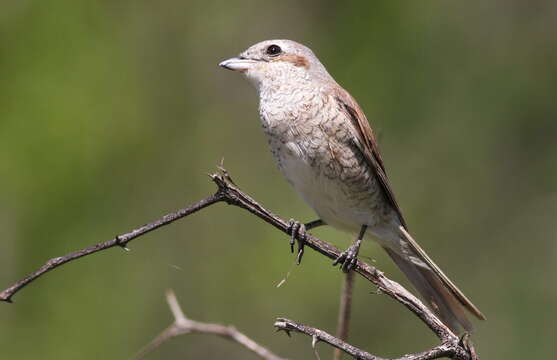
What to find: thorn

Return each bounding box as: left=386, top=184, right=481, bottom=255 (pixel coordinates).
left=275, top=327, right=292, bottom=337
left=115, top=234, right=132, bottom=252
left=371, top=287, right=383, bottom=295
left=459, top=332, right=470, bottom=346
left=208, top=172, right=220, bottom=181
left=216, top=161, right=236, bottom=185
left=460, top=333, right=478, bottom=360
left=296, top=249, right=304, bottom=265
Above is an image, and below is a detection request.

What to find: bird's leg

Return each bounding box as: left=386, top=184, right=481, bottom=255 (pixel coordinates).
left=333, top=225, right=368, bottom=272
left=287, top=219, right=326, bottom=264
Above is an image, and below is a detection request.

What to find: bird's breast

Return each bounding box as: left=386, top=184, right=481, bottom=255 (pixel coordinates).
left=259, top=97, right=391, bottom=232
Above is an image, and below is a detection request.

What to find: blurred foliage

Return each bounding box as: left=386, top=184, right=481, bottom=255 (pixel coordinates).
left=1, top=1, right=556, bottom=359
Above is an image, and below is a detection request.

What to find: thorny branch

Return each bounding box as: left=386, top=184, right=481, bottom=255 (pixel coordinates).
left=135, top=290, right=285, bottom=360
left=274, top=318, right=466, bottom=360
left=0, top=194, right=221, bottom=303
left=0, top=170, right=478, bottom=360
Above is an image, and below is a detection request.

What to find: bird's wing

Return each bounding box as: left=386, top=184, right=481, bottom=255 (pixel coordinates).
left=331, top=86, right=408, bottom=229
left=332, top=87, right=486, bottom=324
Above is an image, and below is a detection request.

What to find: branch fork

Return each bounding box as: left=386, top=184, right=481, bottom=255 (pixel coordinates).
left=136, top=290, right=286, bottom=360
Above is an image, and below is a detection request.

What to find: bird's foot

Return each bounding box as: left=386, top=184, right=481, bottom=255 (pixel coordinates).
left=287, top=219, right=306, bottom=264
left=333, top=244, right=359, bottom=272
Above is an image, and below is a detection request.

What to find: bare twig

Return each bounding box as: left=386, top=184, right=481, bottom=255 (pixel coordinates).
left=0, top=194, right=222, bottom=303
left=136, top=290, right=285, bottom=360
left=274, top=318, right=467, bottom=360
left=333, top=271, right=355, bottom=360
left=0, top=170, right=477, bottom=359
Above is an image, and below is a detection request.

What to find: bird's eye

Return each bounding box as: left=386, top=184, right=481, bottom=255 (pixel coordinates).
left=266, top=44, right=282, bottom=56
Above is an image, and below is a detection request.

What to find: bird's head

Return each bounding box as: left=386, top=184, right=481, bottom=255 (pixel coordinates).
left=219, top=39, right=333, bottom=90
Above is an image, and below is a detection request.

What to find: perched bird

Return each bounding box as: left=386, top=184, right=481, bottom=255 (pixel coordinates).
left=219, top=39, right=485, bottom=333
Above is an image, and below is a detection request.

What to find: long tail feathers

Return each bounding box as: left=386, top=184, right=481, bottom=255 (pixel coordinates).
left=382, top=226, right=485, bottom=334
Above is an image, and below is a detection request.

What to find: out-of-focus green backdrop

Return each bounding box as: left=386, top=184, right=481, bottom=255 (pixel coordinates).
left=1, top=1, right=556, bottom=359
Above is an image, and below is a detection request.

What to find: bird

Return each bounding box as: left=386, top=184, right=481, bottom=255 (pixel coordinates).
left=219, top=39, right=485, bottom=333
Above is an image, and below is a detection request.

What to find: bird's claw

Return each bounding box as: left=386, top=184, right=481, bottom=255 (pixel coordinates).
left=333, top=245, right=359, bottom=272
left=287, top=219, right=306, bottom=264
left=287, top=219, right=299, bottom=253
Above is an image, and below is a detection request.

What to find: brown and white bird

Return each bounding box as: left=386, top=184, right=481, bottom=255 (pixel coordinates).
left=219, top=39, right=485, bottom=333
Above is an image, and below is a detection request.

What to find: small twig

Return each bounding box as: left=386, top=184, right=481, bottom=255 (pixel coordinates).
left=136, top=290, right=286, bottom=360
left=334, top=271, right=355, bottom=360
left=460, top=334, right=479, bottom=360
left=0, top=193, right=222, bottom=303
left=274, top=318, right=463, bottom=360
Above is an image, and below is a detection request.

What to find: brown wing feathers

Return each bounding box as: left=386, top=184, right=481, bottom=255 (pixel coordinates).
left=334, top=88, right=408, bottom=229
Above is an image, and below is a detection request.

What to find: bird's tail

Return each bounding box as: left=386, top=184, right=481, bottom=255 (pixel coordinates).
left=382, top=226, right=485, bottom=333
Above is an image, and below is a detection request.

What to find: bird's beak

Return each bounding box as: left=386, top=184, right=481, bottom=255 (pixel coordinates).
left=218, top=57, right=257, bottom=72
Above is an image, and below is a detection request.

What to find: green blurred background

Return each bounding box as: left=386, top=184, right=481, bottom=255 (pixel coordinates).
left=1, top=1, right=556, bottom=359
